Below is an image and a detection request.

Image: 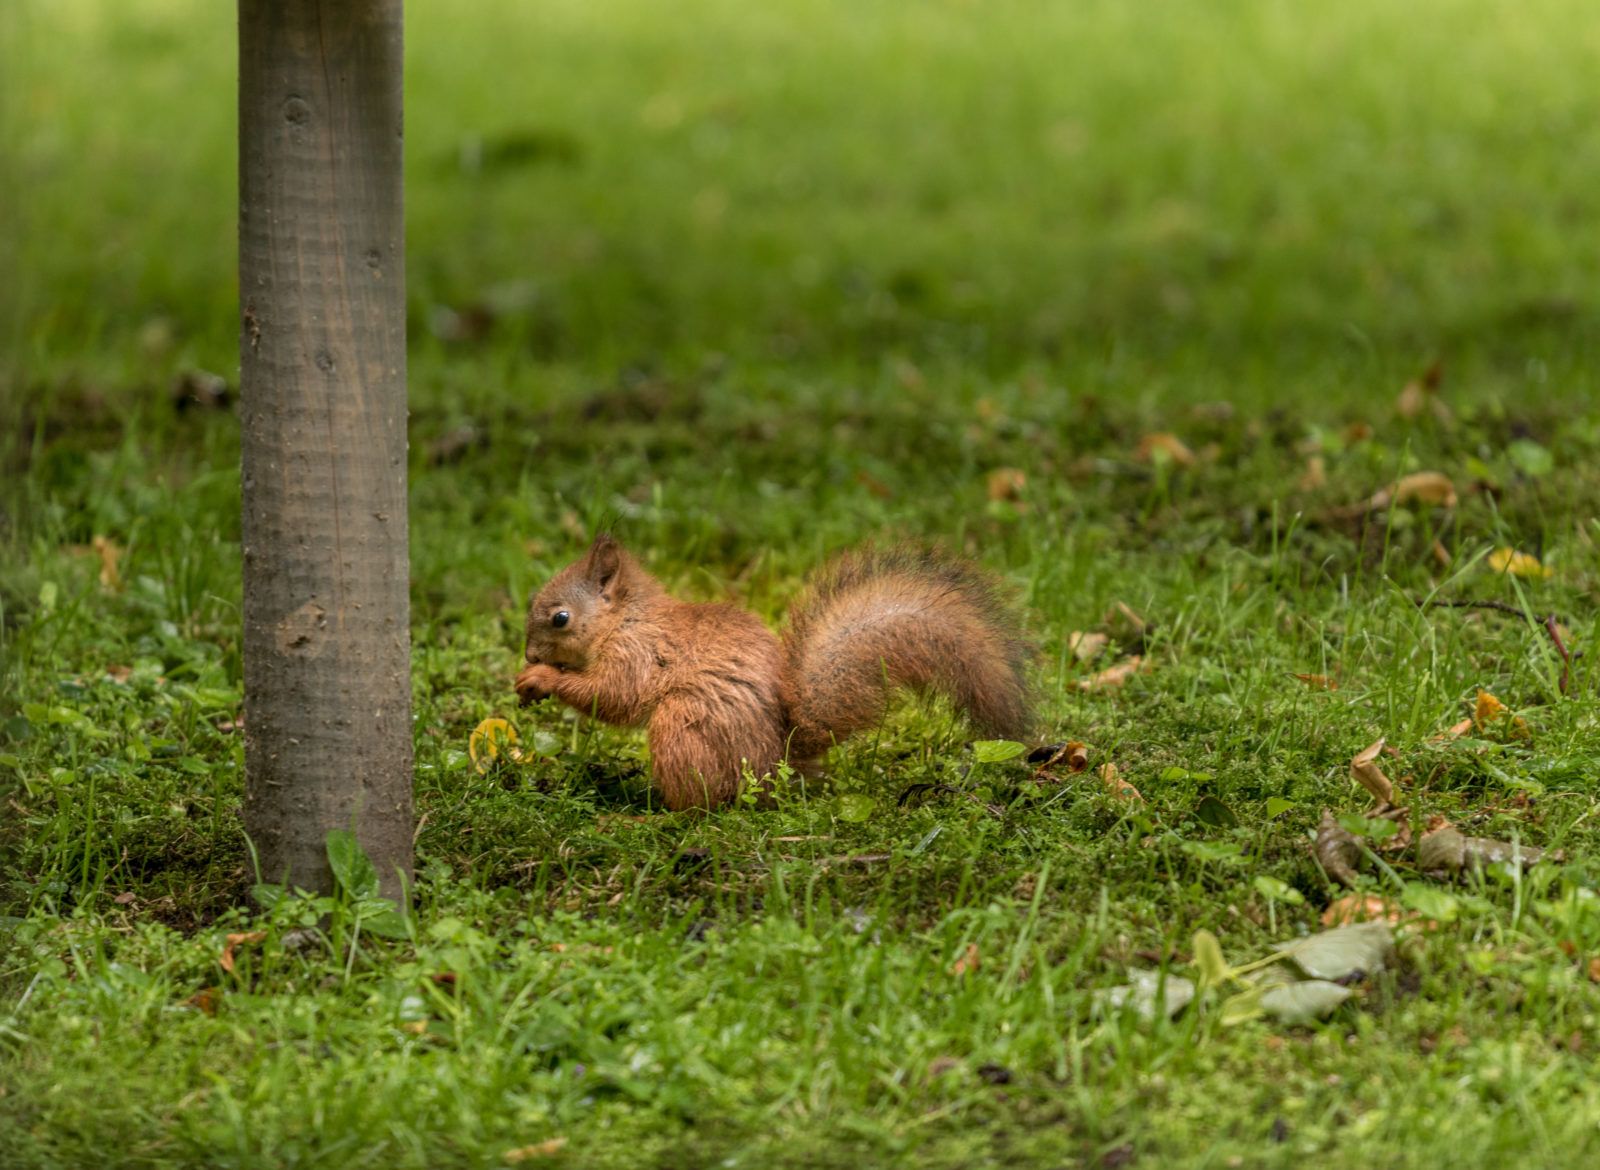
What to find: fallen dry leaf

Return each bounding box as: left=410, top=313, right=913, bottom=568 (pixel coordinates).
left=1099, top=762, right=1143, bottom=802
left=1294, top=672, right=1337, bottom=691
left=1135, top=432, right=1196, bottom=467
left=1588, top=958, right=1600, bottom=985
left=1321, top=895, right=1404, bottom=928
left=105, top=664, right=133, bottom=683
left=1431, top=539, right=1453, bottom=567
left=1066, top=630, right=1110, bottom=662
left=950, top=942, right=982, bottom=977
left=1396, top=361, right=1449, bottom=422
left=1342, top=421, right=1375, bottom=444
left=92, top=535, right=122, bottom=591
left=1418, top=823, right=1558, bottom=874
left=1350, top=738, right=1395, bottom=806
left=503, top=1138, right=568, bottom=1163
left=986, top=467, right=1027, bottom=502
left=1103, top=601, right=1149, bottom=641
left=1474, top=689, right=1530, bottom=739
left=113, top=891, right=137, bottom=905
left=183, top=987, right=222, bottom=1016
left=219, top=930, right=267, bottom=975
left=1434, top=717, right=1474, bottom=742
left=469, top=717, right=525, bottom=773
left=1298, top=455, right=1328, bottom=491
left=1078, top=656, right=1144, bottom=692
left=1314, top=809, right=1364, bottom=887
left=1486, top=547, right=1552, bottom=579
left=1381, top=471, right=1458, bottom=510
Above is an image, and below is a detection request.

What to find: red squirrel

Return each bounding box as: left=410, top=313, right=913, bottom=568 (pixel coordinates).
left=514, top=534, right=1033, bottom=810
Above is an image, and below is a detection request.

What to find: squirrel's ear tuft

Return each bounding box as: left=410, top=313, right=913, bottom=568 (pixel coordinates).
left=585, top=533, right=623, bottom=590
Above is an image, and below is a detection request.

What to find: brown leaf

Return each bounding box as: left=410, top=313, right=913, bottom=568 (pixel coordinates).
left=1135, top=432, right=1195, bottom=467
left=1322, top=895, right=1403, bottom=927
left=1435, top=717, right=1474, bottom=741
left=1077, top=656, right=1144, bottom=692
left=105, top=664, right=133, bottom=683
left=1298, top=455, right=1328, bottom=491
left=1588, top=958, right=1600, bottom=985
left=1384, top=471, right=1458, bottom=510
left=1293, top=672, right=1337, bottom=691
left=219, top=931, right=267, bottom=974
left=503, top=1138, right=568, bottom=1163
left=1099, top=762, right=1143, bottom=802
left=1066, top=630, right=1110, bottom=662
left=855, top=469, right=894, bottom=499
left=1418, top=824, right=1558, bottom=873
left=92, top=535, right=123, bottom=591
left=1350, top=738, right=1395, bottom=805
left=1103, top=601, right=1149, bottom=642
left=183, top=987, right=222, bottom=1016
left=926, top=1055, right=962, bottom=1079
left=1342, top=420, right=1375, bottom=444
left=950, top=942, right=981, bottom=977
left=986, top=467, right=1026, bottom=502
left=113, top=891, right=137, bottom=905
left=1314, top=809, right=1364, bottom=887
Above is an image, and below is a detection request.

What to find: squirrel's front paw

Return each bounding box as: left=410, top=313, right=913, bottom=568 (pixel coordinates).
left=515, top=662, right=562, bottom=705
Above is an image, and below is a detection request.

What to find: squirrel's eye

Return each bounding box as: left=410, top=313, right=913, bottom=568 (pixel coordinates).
left=551, top=611, right=570, bottom=629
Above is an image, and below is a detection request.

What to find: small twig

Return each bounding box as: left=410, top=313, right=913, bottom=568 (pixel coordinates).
left=1544, top=614, right=1573, bottom=695
left=1418, top=598, right=1578, bottom=695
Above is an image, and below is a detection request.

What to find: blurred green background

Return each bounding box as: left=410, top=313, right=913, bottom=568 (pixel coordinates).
left=6, top=0, right=1597, bottom=412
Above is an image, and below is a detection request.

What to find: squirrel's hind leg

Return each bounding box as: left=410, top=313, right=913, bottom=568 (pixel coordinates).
left=648, top=699, right=782, bottom=811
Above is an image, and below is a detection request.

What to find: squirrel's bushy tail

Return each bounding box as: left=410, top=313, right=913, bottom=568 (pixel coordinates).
left=781, top=546, right=1033, bottom=760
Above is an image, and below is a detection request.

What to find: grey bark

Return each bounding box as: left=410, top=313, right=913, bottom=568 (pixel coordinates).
left=238, top=0, right=413, bottom=898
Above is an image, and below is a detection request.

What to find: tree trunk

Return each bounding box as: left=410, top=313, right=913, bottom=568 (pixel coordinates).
left=238, top=0, right=412, bottom=898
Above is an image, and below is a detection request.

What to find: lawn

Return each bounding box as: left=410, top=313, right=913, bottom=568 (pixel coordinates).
left=4, top=0, right=1600, bottom=1166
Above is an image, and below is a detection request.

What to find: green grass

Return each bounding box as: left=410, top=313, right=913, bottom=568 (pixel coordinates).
left=4, top=0, right=1600, bottom=1166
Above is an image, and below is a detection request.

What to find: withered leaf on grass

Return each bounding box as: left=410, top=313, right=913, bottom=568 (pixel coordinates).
left=1366, top=471, right=1459, bottom=512
left=1078, top=656, right=1145, bottom=692
left=1135, top=432, right=1196, bottom=467
left=1349, top=738, right=1395, bottom=806
left=1030, top=740, right=1090, bottom=777
left=1473, top=690, right=1530, bottom=740
left=1313, top=809, right=1364, bottom=887
left=219, top=931, right=267, bottom=974
left=1260, top=979, right=1353, bottom=1026
left=1099, top=762, right=1143, bottom=802
left=1486, top=548, right=1552, bottom=579
left=503, top=1138, right=568, bottom=1163
left=985, top=467, right=1027, bottom=502
left=1430, top=717, right=1474, bottom=743
left=92, top=535, right=123, bottom=591
left=1066, top=630, right=1110, bottom=662
left=950, top=943, right=981, bottom=977
left=1417, top=824, right=1558, bottom=874
left=183, top=987, right=222, bottom=1016
left=1322, top=895, right=1404, bottom=928
left=1293, top=672, right=1337, bottom=691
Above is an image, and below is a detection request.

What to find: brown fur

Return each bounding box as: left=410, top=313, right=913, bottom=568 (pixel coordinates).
left=516, top=535, right=1033, bottom=811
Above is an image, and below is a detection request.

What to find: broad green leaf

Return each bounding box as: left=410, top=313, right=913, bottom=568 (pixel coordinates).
left=835, top=793, right=876, bottom=824
left=1253, top=876, right=1304, bottom=905
left=1274, top=921, right=1392, bottom=982
left=1265, top=797, right=1295, bottom=819
left=1191, top=929, right=1232, bottom=988
left=251, top=883, right=285, bottom=910
left=360, top=902, right=411, bottom=940
left=1260, top=979, right=1352, bottom=1025
left=326, top=829, right=380, bottom=899
left=971, top=739, right=1027, bottom=764
left=1400, top=883, right=1460, bottom=923
left=1218, top=986, right=1264, bottom=1027
left=1099, top=970, right=1195, bottom=1021
left=1194, top=795, right=1239, bottom=828
left=1507, top=438, right=1554, bottom=478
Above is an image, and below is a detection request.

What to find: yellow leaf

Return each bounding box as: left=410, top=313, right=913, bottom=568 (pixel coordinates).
left=469, top=718, right=523, bottom=773
left=1486, top=547, right=1552, bottom=578
left=92, top=535, right=123, bottom=590
left=1098, top=761, right=1143, bottom=802
left=1383, top=471, right=1458, bottom=509
left=986, top=467, right=1027, bottom=502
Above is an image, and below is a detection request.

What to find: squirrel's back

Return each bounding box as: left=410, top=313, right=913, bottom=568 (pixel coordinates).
left=781, top=546, right=1033, bottom=761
